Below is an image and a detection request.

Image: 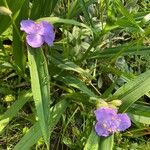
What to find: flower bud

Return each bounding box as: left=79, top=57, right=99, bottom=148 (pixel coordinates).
left=109, top=100, right=122, bottom=107
left=96, top=100, right=108, bottom=109
left=0, top=6, right=12, bottom=16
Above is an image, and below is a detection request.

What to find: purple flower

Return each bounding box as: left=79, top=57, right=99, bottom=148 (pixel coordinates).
left=117, top=114, right=131, bottom=131
left=94, top=108, right=120, bottom=137
left=94, top=107, right=131, bottom=137
left=20, top=20, right=55, bottom=48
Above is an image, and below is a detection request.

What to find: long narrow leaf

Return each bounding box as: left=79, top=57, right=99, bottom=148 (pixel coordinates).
left=12, top=0, right=29, bottom=74
left=88, top=46, right=150, bottom=59
left=28, top=47, right=50, bottom=146
left=112, top=70, right=150, bottom=112
left=84, top=129, right=100, bottom=150
left=38, top=17, right=90, bottom=29
left=99, top=134, right=114, bottom=150
left=129, top=113, right=150, bottom=125
left=128, top=104, right=150, bottom=117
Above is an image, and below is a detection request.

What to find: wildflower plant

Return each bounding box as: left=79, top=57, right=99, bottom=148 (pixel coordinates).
left=20, top=20, right=55, bottom=48
left=94, top=107, right=131, bottom=137
left=0, top=0, right=150, bottom=150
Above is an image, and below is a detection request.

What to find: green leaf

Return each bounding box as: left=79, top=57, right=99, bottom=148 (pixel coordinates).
left=113, top=0, right=142, bottom=31
left=59, top=75, right=95, bottom=97
left=84, top=129, right=100, bottom=150
left=129, top=113, right=150, bottom=125
left=38, top=17, right=90, bottom=29
left=66, top=92, right=95, bottom=106
left=128, top=104, right=150, bottom=117
left=49, top=55, right=93, bottom=80
left=28, top=47, right=50, bottom=147
left=99, top=134, right=114, bottom=150
left=45, top=0, right=60, bottom=15
left=0, top=0, right=26, bottom=34
left=12, top=0, right=29, bottom=74
left=13, top=99, right=69, bottom=150
left=88, top=46, right=150, bottom=59
left=30, top=0, right=59, bottom=19
left=112, top=70, right=150, bottom=112
left=0, top=90, right=32, bottom=133
left=67, top=0, right=96, bottom=19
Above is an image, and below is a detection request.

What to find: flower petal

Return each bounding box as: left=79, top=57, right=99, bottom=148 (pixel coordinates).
left=26, top=34, right=44, bottom=48
left=117, top=114, right=131, bottom=131
left=95, top=122, right=110, bottom=137
left=20, top=20, right=36, bottom=34
left=38, top=21, right=54, bottom=36
left=43, top=34, right=55, bottom=46
left=94, top=107, right=117, bottom=122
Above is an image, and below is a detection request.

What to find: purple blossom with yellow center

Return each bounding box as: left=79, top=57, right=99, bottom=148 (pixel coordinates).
left=94, top=107, right=131, bottom=137
left=20, top=20, right=55, bottom=48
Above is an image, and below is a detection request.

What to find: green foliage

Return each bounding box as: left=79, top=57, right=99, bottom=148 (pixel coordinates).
left=84, top=129, right=100, bottom=150
left=28, top=47, right=50, bottom=147
left=112, top=70, right=150, bottom=112
left=14, top=99, right=68, bottom=150
left=0, top=90, right=32, bottom=133
left=0, top=0, right=150, bottom=149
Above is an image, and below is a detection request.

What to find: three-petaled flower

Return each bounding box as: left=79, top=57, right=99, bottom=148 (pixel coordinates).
left=94, top=107, right=131, bottom=137
left=20, top=20, right=55, bottom=48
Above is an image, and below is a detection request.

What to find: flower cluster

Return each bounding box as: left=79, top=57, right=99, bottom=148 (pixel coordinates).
left=94, top=107, right=131, bottom=137
left=20, top=20, right=55, bottom=48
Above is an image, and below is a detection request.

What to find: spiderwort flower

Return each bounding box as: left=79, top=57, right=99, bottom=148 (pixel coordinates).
left=94, top=107, right=131, bottom=137
left=20, top=20, right=55, bottom=48
left=94, top=107, right=120, bottom=137
left=117, top=113, right=131, bottom=131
